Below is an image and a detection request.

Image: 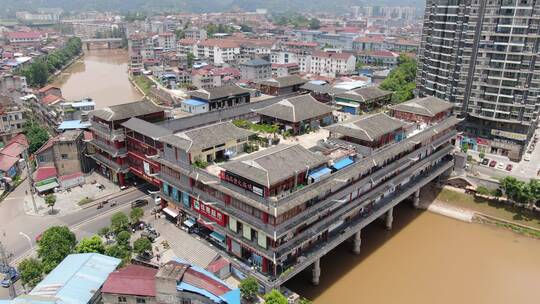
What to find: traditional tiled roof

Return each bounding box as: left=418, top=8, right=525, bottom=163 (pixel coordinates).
left=256, top=75, right=307, bottom=88
left=102, top=265, right=158, bottom=297
left=121, top=117, right=172, bottom=140
left=190, top=85, right=250, bottom=101
left=161, top=121, right=254, bottom=152
left=221, top=144, right=328, bottom=187
left=255, top=94, right=335, bottom=123
left=90, top=100, right=165, bottom=122
left=335, top=86, right=392, bottom=103
left=0, top=154, right=18, bottom=172
left=325, top=113, right=406, bottom=142
left=390, top=96, right=454, bottom=117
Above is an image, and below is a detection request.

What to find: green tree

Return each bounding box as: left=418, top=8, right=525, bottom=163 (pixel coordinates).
left=105, top=244, right=131, bottom=265
left=309, top=18, right=321, bottom=30
left=45, top=194, right=56, bottom=214
left=133, top=237, right=152, bottom=255
left=239, top=277, right=259, bottom=300
left=97, top=226, right=110, bottom=237
left=264, top=289, right=288, bottom=304
left=130, top=207, right=144, bottom=224
left=24, top=120, right=50, bottom=154
left=37, top=226, right=76, bottom=273
left=18, top=258, right=43, bottom=288
left=299, top=298, right=313, bottom=304
left=479, top=152, right=485, bottom=159
left=75, top=235, right=105, bottom=254
left=461, top=143, right=469, bottom=154
left=187, top=52, right=195, bottom=69
left=111, top=212, right=130, bottom=233
left=380, top=54, right=417, bottom=103
left=240, top=24, right=253, bottom=32
left=116, top=230, right=131, bottom=247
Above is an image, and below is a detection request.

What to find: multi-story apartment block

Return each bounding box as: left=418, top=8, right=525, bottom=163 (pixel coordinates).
left=4, top=31, right=44, bottom=49
left=153, top=96, right=459, bottom=291
left=309, top=51, right=356, bottom=77
left=357, top=50, right=400, bottom=68
left=156, top=32, right=176, bottom=51
left=417, top=0, right=540, bottom=160
left=128, top=34, right=148, bottom=74
left=0, top=105, right=26, bottom=145
left=88, top=101, right=166, bottom=186
left=184, top=28, right=208, bottom=40
left=239, top=59, right=272, bottom=81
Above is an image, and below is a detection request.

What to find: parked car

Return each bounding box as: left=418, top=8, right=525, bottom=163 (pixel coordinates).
left=141, top=230, right=160, bottom=242
left=1, top=269, right=19, bottom=288
left=489, top=160, right=497, bottom=167
left=506, top=164, right=513, bottom=171
left=131, top=199, right=148, bottom=208
left=496, top=163, right=504, bottom=170
left=481, top=158, right=490, bottom=166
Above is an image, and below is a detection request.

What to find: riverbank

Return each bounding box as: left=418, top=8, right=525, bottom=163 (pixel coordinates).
left=421, top=184, right=540, bottom=238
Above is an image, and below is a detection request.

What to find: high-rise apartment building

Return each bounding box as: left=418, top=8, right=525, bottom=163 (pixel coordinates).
left=417, top=0, right=540, bottom=160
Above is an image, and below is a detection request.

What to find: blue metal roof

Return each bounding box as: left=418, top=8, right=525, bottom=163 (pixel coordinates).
left=58, top=120, right=91, bottom=130
left=182, top=99, right=208, bottom=106
left=28, top=253, right=121, bottom=304
left=308, top=167, right=332, bottom=180
left=332, top=157, right=354, bottom=170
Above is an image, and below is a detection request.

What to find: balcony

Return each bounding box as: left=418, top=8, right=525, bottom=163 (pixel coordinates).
left=89, top=121, right=125, bottom=141
left=88, top=153, right=129, bottom=173
left=88, top=139, right=127, bottom=158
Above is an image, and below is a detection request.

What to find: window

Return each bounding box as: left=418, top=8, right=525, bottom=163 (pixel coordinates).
left=118, top=296, right=127, bottom=303
left=61, top=154, right=68, bottom=160
left=136, top=298, right=146, bottom=304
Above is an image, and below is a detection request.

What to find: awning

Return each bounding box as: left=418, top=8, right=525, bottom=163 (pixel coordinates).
left=162, top=207, right=179, bottom=218
left=332, top=157, right=354, bottom=170
left=210, top=231, right=225, bottom=243
left=308, top=167, right=332, bottom=180
left=35, top=181, right=59, bottom=193
left=183, top=219, right=196, bottom=228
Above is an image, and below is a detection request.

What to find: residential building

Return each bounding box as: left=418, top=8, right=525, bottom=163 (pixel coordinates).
left=255, top=94, right=335, bottom=134
left=257, top=75, right=307, bottom=96
left=416, top=0, right=540, bottom=160
left=180, top=99, right=210, bottom=114
left=189, top=86, right=251, bottom=111
left=357, top=50, right=399, bottom=68
left=239, top=58, right=272, bottom=81
left=0, top=105, right=26, bottom=145
left=309, top=51, right=356, bottom=77
left=184, top=28, right=208, bottom=40
left=88, top=100, right=166, bottom=186
left=335, top=86, right=393, bottom=114
left=102, top=265, right=158, bottom=304
left=271, top=63, right=299, bottom=77
left=128, top=33, right=148, bottom=74
left=2, top=253, right=121, bottom=304
left=4, top=31, right=44, bottom=48
left=390, top=96, right=454, bottom=124
left=156, top=32, right=176, bottom=51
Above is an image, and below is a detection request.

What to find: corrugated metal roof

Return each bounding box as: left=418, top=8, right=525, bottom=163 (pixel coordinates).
left=29, top=253, right=121, bottom=304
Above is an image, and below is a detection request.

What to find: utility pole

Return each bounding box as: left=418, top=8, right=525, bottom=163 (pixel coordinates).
left=23, top=150, right=37, bottom=214
left=0, top=241, right=16, bottom=299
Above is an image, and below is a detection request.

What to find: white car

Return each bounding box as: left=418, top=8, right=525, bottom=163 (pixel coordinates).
left=524, top=154, right=531, bottom=161
left=496, top=163, right=504, bottom=170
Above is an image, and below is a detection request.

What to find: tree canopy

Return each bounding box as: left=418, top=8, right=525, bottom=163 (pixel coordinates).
left=24, top=119, right=50, bottom=154
left=45, top=194, right=56, bottom=213
left=130, top=207, right=144, bottom=224
left=18, top=258, right=43, bottom=288
left=499, top=177, right=540, bottom=207
left=239, top=277, right=259, bottom=300
left=37, top=226, right=76, bottom=273
left=111, top=211, right=130, bottom=233
left=105, top=244, right=131, bottom=265
left=75, top=235, right=105, bottom=254
left=133, top=237, right=152, bottom=255
left=379, top=54, right=417, bottom=103
left=264, top=289, right=288, bottom=304
left=116, top=230, right=131, bottom=247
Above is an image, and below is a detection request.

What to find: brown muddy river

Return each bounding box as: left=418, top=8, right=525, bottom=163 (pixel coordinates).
left=52, top=49, right=141, bottom=109
left=287, top=205, right=540, bottom=304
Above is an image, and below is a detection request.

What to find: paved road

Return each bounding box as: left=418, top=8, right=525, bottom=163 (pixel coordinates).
left=0, top=180, right=150, bottom=262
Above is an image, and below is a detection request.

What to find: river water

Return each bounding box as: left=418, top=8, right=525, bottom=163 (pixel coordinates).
left=286, top=204, right=540, bottom=303
left=52, top=49, right=141, bottom=109
left=51, top=49, right=540, bottom=304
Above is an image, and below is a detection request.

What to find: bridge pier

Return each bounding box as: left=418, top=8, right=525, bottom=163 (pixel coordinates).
left=413, top=189, right=421, bottom=209
left=386, top=207, right=394, bottom=230
left=311, top=258, right=321, bottom=286
left=352, top=230, right=361, bottom=255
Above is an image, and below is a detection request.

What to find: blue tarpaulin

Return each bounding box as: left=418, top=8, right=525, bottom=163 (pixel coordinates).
left=332, top=157, right=354, bottom=170
left=308, top=167, right=332, bottom=181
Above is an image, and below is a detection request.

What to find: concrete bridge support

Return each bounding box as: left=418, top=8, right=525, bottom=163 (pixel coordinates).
left=413, top=189, right=421, bottom=209
left=386, top=207, right=394, bottom=230
left=311, top=258, right=321, bottom=286
left=352, top=230, right=362, bottom=255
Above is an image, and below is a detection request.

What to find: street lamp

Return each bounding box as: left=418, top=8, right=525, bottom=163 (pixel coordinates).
left=19, top=232, right=33, bottom=252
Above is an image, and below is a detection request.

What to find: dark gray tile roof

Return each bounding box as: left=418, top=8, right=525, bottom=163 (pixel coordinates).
left=257, top=75, right=307, bottom=88
left=121, top=117, right=172, bottom=140
left=90, top=100, right=165, bottom=122
left=160, top=121, right=254, bottom=152
left=221, top=144, right=328, bottom=187
left=189, top=85, right=250, bottom=101
left=335, top=86, right=392, bottom=103
left=255, top=94, right=335, bottom=123
left=325, top=112, right=406, bottom=142
left=390, top=96, right=453, bottom=117
left=300, top=83, right=348, bottom=95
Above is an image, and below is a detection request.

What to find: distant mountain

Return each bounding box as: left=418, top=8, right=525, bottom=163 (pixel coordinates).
left=0, top=0, right=424, bottom=16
